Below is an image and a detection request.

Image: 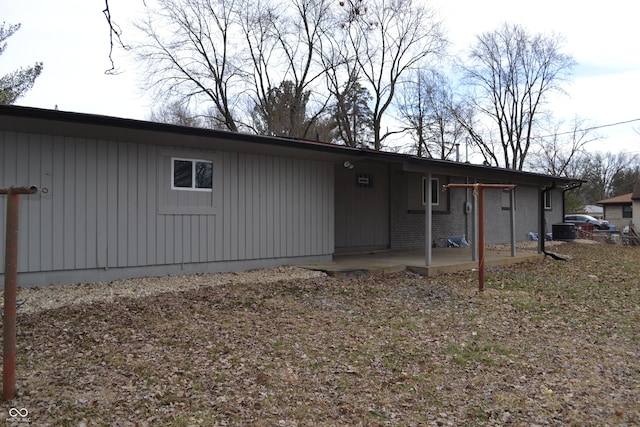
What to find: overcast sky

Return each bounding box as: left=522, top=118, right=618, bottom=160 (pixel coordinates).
left=3, top=0, right=640, bottom=155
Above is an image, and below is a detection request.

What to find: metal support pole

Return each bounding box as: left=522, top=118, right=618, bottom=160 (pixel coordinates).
left=510, top=189, right=516, bottom=257
left=540, top=188, right=547, bottom=254
left=472, top=187, right=477, bottom=262
left=1, top=186, right=38, bottom=401
left=445, top=183, right=516, bottom=293
left=425, top=173, right=432, bottom=266
left=477, top=186, right=485, bottom=291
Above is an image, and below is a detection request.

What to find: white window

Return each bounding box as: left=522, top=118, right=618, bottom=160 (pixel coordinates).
left=171, top=158, right=213, bottom=191
left=544, top=190, right=552, bottom=210
left=422, top=177, right=439, bottom=206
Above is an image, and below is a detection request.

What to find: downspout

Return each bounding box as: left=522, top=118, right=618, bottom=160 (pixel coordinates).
left=510, top=187, right=516, bottom=257
left=388, top=163, right=392, bottom=250
left=540, top=181, right=583, bottom=255
left=539, top=183, right=555, bottom=255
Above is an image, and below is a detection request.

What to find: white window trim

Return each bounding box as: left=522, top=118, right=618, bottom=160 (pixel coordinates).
left=171, top=157, right=213, bottom=192
left=544, top=190, right=552, bottom=210
left=422, top=177, right=439, bottom=206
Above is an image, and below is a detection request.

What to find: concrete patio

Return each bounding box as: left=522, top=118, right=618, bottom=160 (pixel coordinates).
left=302, top=247, right=543, bottom=278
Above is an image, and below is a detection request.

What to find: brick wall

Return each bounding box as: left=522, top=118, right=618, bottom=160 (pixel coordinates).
left=390, top=173, right=472, bottom=249
left=390, top=170, right=565, bottom=248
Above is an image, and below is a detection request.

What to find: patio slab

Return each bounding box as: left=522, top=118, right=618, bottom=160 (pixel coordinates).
left=302, top=248, right=543, bottom=278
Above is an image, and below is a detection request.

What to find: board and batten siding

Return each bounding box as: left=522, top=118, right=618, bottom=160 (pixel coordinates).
left=0, top=131, right=334, bottom=285
left=334, top=161, right=390, bottom=252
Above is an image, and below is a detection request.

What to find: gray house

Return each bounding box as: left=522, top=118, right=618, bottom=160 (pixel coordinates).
left=0, top=106, right=577, bottom=286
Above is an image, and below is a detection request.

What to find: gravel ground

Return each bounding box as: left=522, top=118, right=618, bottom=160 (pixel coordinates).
left=9, top=266, right=326, bottom=314
left=8, top=240, right=580, bottom=315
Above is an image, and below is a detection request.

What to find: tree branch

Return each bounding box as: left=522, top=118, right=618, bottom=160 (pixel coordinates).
left=103, top=0, right=132, bottom=74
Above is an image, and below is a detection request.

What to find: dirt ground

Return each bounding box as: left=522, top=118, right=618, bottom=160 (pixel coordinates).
left=1, top=242, right=639, bottom=426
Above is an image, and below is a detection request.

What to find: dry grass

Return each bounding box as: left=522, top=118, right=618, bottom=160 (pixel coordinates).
left=1, top=242, right=639, bottom=426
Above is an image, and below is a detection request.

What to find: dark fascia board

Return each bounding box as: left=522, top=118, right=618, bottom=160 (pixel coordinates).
left=0, top=105, right=582, bottom=186
left=598, top=201, right=633, bottom=206
left=0, top=105, right=363, bottom=163
left=402, top=155, right=581, bottom=187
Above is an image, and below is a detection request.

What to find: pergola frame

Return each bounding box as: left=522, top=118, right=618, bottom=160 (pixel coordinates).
left=426, top=183, right=518, bottom=292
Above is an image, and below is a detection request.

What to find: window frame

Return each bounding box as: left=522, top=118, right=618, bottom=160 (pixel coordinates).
left=622, top=204, right=632, bottom=218
left=422, top=177, right=439, bottom=206
left=171, top=157, right=213, bottom=192
left=501, top=188, right=516, bottom=210
left=544, top=190, right=552, bottom=210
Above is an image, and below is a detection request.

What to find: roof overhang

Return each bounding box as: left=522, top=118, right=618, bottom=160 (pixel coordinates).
left=0, top=105, right=582, bottom=187
left=0, top=105, right=361, bottom=163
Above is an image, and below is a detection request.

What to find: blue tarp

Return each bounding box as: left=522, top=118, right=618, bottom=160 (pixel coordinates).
left=446, top=236, right=470, bottom=248
left=528, top=232, right=552, bottom=241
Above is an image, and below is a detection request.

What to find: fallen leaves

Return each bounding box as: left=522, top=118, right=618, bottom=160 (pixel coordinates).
left=0, top=243, right=639, bottom=425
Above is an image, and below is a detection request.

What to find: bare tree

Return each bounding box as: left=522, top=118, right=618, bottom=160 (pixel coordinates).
left=461, top=23, right=575, bottom=170
left=610, top=166, right=639, bottom=196
left=320, top=10, right=369, bottom=146
left=578, top=151, right=640, bottom=203
left=135, top=0, right=244, bottom=132
left=240, top=0, right=332, bottom=138
left=132, top=0, right=447, bottom=146
left=148, top=100, right=205, bottom=127
left=238, top=0, right=279, bottom=132
left=450, top=95, right=501, bottom=166
left=527, top=117, right=600, bottom=177
left=103, top=0, right=130, bottom=74
left=398, top=70, right=467, bottom=159
left=279, top=0, right=334, bottom=136
left=339, top=0, right=447, bottom=150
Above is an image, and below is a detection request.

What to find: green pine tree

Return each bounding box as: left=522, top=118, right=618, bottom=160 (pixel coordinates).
left=0, top=22, right=43, bottom=104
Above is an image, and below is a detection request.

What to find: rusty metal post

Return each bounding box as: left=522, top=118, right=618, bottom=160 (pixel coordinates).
left=1, top=186, right=38, bottom=401
left=2, top=192, right=19, bottom=401
left=477, top=186, right=485, bottom=292
left=445, top=183, right=516, bottom=293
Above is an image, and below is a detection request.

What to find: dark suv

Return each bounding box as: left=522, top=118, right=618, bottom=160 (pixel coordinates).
left=564, top=214, right=610, bottom=230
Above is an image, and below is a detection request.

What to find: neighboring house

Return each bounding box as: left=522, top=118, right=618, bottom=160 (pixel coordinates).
left=597, top=193, right=633, bottom=231
left=0, top=106, right=579, bottom=287
left=633, top=176, right=640, bottom=230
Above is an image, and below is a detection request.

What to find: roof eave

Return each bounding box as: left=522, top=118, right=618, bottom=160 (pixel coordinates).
left=0, top=105, right=583, bottom=186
